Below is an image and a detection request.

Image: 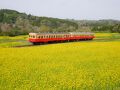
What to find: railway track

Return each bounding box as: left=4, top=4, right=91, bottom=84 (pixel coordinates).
left=13, top=38, right=120, bottom=48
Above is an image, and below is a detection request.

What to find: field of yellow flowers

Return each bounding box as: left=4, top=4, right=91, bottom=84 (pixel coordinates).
left=0, top=38, right=120, bottom=89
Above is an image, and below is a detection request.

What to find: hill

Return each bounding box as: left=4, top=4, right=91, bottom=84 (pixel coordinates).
left=0, top=9, right=120, bottom=36
left=70, top=19, right=120, bottom=32
left=0, top=9, right=78, bottom=36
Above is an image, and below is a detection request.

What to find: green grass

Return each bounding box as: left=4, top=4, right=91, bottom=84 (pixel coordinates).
left=0, top=39, right=120, bottom=89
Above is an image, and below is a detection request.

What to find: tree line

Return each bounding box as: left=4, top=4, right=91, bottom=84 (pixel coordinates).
left=0, top=9, right=78, bottom=36
left=72, top=20, right=120, bottom=33
left=0, top=9, right=120, bottom=36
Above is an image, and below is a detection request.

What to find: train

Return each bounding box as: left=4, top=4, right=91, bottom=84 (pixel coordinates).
left=29, top=32, right=95, bottom=45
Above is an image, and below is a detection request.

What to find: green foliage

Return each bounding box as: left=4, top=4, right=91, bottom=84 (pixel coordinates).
left=0, top=9, right=78, bottom=36
left=0, top=9, right=120, bottom=35
left=112, top=24, right=120, bottom=33
left=72, top=20, right=120, bottom=33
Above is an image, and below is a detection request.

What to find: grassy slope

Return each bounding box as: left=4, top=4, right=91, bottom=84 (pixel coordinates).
left=0, top=39, right=120, bottom=89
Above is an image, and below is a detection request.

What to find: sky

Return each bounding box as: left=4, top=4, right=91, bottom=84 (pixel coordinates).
left=0, top=0, right=120, bottom=20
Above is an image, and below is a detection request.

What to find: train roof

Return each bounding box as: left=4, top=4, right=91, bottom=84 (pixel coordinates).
left=29, top=32, right=94, bottom=35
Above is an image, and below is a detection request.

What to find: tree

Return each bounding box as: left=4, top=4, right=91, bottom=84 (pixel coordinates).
left=112, top=24, right=120, bottom=33
left=40, top=25, right=51, bottom=32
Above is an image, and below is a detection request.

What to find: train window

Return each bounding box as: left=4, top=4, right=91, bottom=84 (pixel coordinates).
left=38, top=36, right=40, bottom=39
left=49, top=35, right=51, bottom=38
left=43, top=36, right=45, bottom=38
left=51, top=35, right=53, bottom=38
left=33, top=35, right=35, bottom=38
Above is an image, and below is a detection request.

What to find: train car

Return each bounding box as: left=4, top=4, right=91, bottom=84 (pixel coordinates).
left=29, top=32, right=95, bottom=44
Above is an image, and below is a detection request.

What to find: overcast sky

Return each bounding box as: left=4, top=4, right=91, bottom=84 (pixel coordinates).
left=0, top=0, right=120, bottom=20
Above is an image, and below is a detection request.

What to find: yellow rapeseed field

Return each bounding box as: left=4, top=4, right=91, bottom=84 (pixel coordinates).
left=0, top=35, right=29, bottom=40
left=0, top=39, right=120, bottom=89
left=94, top=33, right=120, bottom=39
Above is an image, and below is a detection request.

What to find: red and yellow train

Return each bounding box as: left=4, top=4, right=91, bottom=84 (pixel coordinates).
left=29, top=32, right=95, bottom=44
